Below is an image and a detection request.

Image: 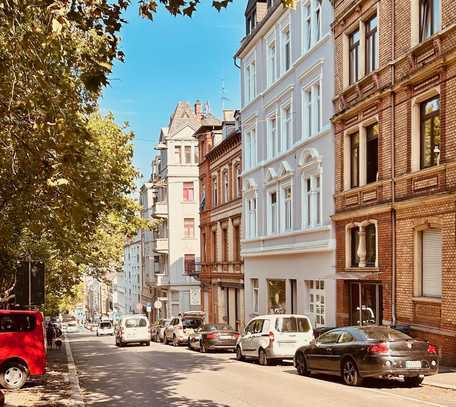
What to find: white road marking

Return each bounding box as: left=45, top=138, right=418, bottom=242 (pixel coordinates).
left=64, top=335, right=85, bottom=406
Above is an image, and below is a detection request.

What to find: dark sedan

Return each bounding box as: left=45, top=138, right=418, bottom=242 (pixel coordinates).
left=188, top=324, right=240, bottom=353
left=294, top=326, right=439, bottom=387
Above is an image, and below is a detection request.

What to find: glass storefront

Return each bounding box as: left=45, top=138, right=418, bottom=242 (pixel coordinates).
left=267, top=280, right=286, bottom=314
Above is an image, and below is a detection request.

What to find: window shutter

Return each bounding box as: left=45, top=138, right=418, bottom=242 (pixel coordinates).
left=422, top=229, right=442, bottom=297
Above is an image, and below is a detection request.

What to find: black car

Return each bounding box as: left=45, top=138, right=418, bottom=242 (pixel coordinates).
left=188, top=323, right=240, bottom=353
left=294, top=326, right=439, bottom=387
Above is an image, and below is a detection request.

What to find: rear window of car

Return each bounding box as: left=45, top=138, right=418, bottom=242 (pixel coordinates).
left=361, top=327, right=411, bottom=342
left=0, top=314, right=36, bottom=332
left=125, top=318, right=147, bottom=328
left=100, top=322, right=112, bottom=328
left=182, top=319, right=202, bottom=329
left=275, top=317, right=310, bottom=333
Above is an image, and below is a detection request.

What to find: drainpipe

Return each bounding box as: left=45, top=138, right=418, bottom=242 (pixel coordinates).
left=391, top=0, right=397, bottom=327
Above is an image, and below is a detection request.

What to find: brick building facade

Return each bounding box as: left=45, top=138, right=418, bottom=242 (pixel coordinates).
left=332, top=0, right=456, bottom=364
left=196, top=111, right=245, bottom=331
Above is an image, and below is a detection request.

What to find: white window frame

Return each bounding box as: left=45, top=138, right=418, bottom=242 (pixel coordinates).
left=244, top=54, right=257, bottom=105
left=267, top=113, right=278, bottom=160
left=266, top=32, right=277, bottom=87
left=280, top=182, right=293, bottom=233
left=267, top=187, right=279, bottom=234
left=244, top=124, right=257, bottom=171
left=281, top=101, right=293, bottom=152
left=301, top=0, right=323, bottom=55
left=252, top=279, right=259, bottom=314
left=302, top=80, right=321, bottom=139
left=245, top=194, right=258, bottom=239
left=280, top=22, right=291, bottom=75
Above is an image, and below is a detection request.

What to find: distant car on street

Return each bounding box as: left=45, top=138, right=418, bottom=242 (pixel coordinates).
left=96, top=321, right=114, bottom=336
left=0, top=310, right=46, bottom=390
left=294, top=326, right=439, bottom=387
left=115, top=315, right=150, bottom=347
left=66, top=321, right=79, bottom=334
left=164, top=312, right=205, bottom=346
left=236, top=314, right=314, bottom=366
left=150, top=319, right=171, bottom=343
left=188, top=324, right=239, bottom=353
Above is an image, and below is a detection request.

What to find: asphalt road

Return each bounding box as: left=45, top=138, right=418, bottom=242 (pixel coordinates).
left=69, top=331, right=456, bottom=407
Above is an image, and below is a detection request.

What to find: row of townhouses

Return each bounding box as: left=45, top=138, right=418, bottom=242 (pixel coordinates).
left=112, top=0, right=456, bottom=365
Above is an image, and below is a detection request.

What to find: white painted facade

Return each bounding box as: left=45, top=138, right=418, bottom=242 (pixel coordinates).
left=118, top=233, right=142, bottom=315
left=145, top=102, right=203, bottom=318
left=238, top=0, right=336, bottom=328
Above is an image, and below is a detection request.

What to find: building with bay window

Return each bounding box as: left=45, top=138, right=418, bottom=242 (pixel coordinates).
left=196, top=111, right=245, bottom=331
left=235, top=0, right=336, bottom=328
left=141, top=101, right=204, bottom=320
left=332, top=0, right=456, bottom=364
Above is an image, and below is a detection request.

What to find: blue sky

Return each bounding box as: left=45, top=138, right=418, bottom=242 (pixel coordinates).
left=100, top=1, right=246, bottom=184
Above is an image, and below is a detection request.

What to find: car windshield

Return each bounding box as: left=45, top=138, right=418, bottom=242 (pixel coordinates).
left=275, top=317, right=310, bottom=333
left=100, top=322, right=111, bottom=328
left=361, top=327, right=411, bottom=342
left=125, top=318, right=147, bottom=328
left=203, top=324, right=233, bottom=331
left=182, top=318, right=202, bottom=329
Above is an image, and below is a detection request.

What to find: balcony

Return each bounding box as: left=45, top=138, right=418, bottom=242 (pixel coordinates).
left=156, top=274, right=170, bottom=287
left=186, top=261, right=201, bottom=280
left=153, top=238, right=168, bottom=254
left=152, top=201, right=168, bottom=218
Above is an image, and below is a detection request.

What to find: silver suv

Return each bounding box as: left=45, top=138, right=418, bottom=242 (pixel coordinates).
left=236, top=314, right=314, bottom=366
left=164, top=311, right=205, bottom=346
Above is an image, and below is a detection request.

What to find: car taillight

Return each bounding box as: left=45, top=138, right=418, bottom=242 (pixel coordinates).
left=234, top=332, right=240, bottom=338
left=427, top=344, right=437, bottom=354
left=268, top=331, right=275, bottom=343
left=368, top=343, right=389, bottom=353
left=207, top=332, right=219, bottom=340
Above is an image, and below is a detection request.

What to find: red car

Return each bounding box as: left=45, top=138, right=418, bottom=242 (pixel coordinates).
left=0, top=310, right=46, bottom=389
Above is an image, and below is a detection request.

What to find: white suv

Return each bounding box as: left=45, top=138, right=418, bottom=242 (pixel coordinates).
left=236, top=314, right=314, bottom=366
left=164, top=311, right=205, bottom=346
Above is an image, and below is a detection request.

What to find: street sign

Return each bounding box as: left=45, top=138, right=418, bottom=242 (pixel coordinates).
left=153, top=300, right=162, bottom=310
left=15, top=260, right=45, bottom=307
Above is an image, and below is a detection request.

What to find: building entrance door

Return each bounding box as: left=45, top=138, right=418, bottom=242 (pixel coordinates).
left=349, top=282, right=382, bottom=326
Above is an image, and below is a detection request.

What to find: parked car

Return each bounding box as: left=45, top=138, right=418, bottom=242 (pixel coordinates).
left=164, top=311, right=205, bottom=346
left=150, top=319, right=171, bottom=343
left=115, top=315, right=150, bottom=347
left=96, top=321, right=114, bottom=336
left=189, top=324, right=240, bottom=353
left=0, top=310, right=46, bottom=390
left=66, top=321, right=79, bottom=333
left=236, top=314, right=314, bottom=366
left=294, top=326, right=439, bottom=387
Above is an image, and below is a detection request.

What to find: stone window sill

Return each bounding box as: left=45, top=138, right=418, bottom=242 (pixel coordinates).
left=412, top=296, right=442, bottom=304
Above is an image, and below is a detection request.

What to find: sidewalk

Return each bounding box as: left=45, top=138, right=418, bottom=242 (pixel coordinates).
left=4, top=341, right=74, bottom=407
left=424, top=366, right=456, bottom=390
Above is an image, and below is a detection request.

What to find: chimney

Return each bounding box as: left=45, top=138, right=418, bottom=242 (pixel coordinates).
left=194, top=100, right=202, bottom=116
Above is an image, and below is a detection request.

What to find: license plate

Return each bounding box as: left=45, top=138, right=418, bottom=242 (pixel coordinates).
left=406, top=361, right=422, bottom=369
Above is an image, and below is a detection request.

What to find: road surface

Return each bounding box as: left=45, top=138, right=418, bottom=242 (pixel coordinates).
left=69, top=331, right=456, bottom=407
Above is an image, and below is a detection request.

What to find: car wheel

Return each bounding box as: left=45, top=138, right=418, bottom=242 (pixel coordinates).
left=146, top=341, right=151, bottom=346
left=404, top=376, right=424, bottom=387
left=173, top=336, right=178, bottom=347
left=295, top=352, right=310, bottom=376
left=342, top=358, right=363, bottom=386
left=259, top=349, right=269, bottom=366
left=236, top=346, right=245, bottom=361
left=0, top=363, right=28, bottom=390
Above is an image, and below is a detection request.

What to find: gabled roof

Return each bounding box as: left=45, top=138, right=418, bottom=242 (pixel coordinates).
left=167, top=101, right=201, bottom=137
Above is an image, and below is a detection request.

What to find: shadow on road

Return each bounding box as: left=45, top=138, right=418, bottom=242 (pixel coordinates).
left=71, top=334, right=231, bottom=407
left=282, top=368, right=426, bottom=389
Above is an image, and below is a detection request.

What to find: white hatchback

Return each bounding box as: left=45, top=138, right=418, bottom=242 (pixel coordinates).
left=97, top=321, right=114, bottom=336
left=236, top=314, right=314, bottom=366
left=115, top=315, right=150, bottom=347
